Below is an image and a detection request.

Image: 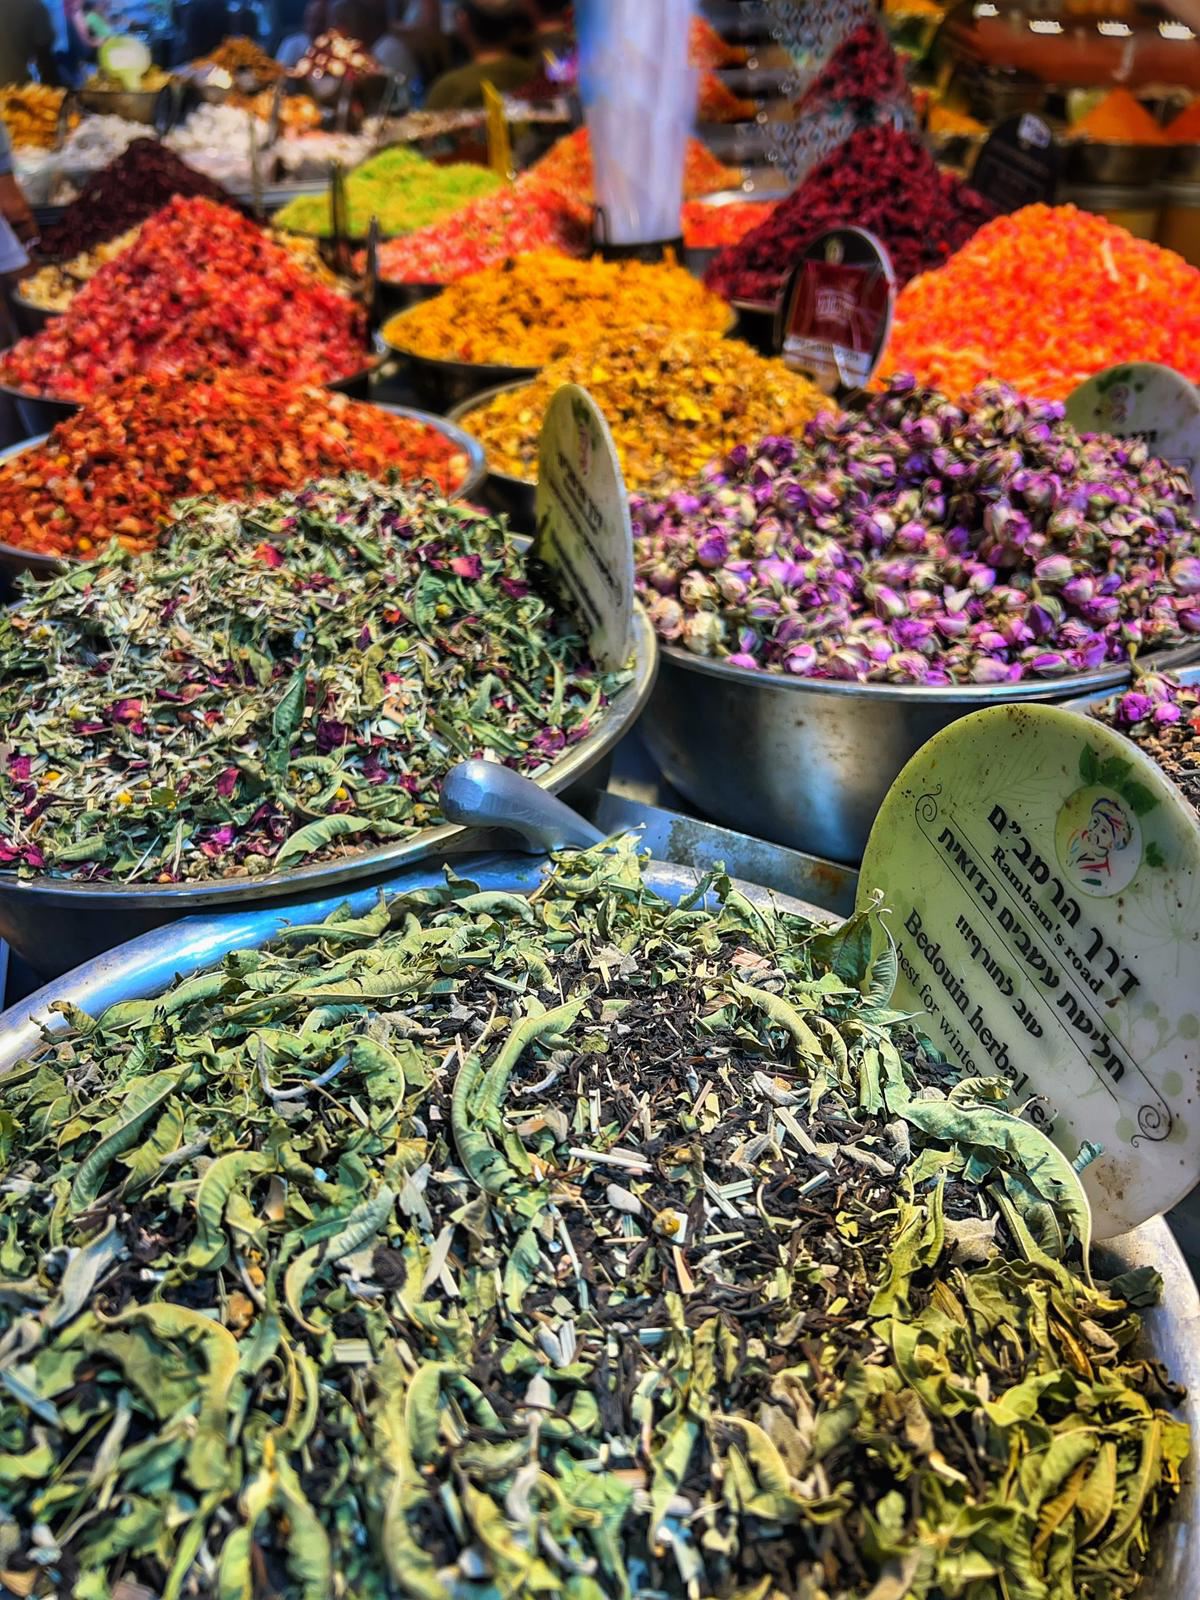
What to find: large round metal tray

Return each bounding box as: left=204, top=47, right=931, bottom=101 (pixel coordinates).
left=639, top=639, right=1200, bottom=868
left=0, top=402, right=489, bottom=582
left=0, top=834, right=1194, bottom=1600
left=0, top=610, right=657, bottom=976
left=380, top=329, right=541, bottom=415
left=8, top=288, right=61, bottom=338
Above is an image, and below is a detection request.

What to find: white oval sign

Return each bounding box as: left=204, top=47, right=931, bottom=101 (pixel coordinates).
left=859, top=701, right=1200, bottom=1238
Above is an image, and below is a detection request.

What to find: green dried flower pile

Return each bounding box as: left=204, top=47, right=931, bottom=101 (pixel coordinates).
left=0, top=478, right=628, bottom=883
left=0, top=844, right=1186, bottom=1599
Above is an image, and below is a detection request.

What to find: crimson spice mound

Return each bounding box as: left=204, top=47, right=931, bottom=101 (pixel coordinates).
left=632, top=376, right=1200, bottom=685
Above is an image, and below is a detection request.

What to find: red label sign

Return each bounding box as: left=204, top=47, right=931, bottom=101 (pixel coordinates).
left=777, top=227, right=895, bottom=396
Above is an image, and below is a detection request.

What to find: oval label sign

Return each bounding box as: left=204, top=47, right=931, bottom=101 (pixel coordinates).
left=1066, top=362, right=1200, bottom=493
left=859, top=701, right=1200, bottom=1238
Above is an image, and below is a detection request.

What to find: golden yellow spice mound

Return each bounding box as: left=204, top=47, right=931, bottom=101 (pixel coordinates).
left=466, top=327, right=830, bottom=494
left=382, top=251, right=733, bottom=369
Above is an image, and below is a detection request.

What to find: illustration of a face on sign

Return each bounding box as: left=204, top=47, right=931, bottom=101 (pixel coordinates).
left=1056, top=787, right=1142, bottom=897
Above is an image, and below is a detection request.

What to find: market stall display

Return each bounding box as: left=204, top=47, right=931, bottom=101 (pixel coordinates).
left=881, top=204, right=1200, bottom=400
left=382, top=251, right=732, bottom=369
left=36, top=140, right=232, bottom=260
left=0, top=374, right=472, bottom=562
left=690, top=12, right=749, bottom=67
left=633, top=376, right=1200, bottom=682
left=371, top=174, right=592, bottom=284
left=0, top=833, right=1184, bottom=1598
left=1, top=197, right=370, bottom=405
left=697, top=70, right=756, bottom=123
left=704, top=124, right=995, bottom=304
left=0, top=84, right=73, bottom=150
left=273, top=147, right=503, bottom=239
left=531, top=126, right=741, bottom=203
left=165, top=102, right=273, bottom=188
left=463, top=328, right=827, bottom=497
left=0, top=478, right=630, bottom=882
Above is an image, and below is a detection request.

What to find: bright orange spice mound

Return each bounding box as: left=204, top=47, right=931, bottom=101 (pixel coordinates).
left=1072, top=88, right=1166, bottom=144
left=880, top=204, right=1200, bottom=401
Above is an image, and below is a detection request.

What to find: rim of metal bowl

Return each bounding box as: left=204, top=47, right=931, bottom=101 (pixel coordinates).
left=0, top=602, right=656, bottom=910
left=657, top=637, right=1200, bottom=705
left=447, top=377, right=539, bottom=498
left=0, top=402, right=490, bottom=577
left=9, top=288, right=64, bottom=319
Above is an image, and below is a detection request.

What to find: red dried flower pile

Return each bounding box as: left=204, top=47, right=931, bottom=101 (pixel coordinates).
left=0, top=196, right=369, bottom=402
left=704, top=125, right=996, bottom=304
left=0, top=373, right=467, bottom=559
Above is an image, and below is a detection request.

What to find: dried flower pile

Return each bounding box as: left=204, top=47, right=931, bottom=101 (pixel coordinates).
left=532, top=126, right=740, bottom=204
left=0, top=840, right=1184, bottom=1598
left=690, top=12, right=748, bottom=67
left=682, top=197, right=775, bottom=249
left=0, top=375, right=466, bottom=558
left=1092, top=672, right=1200, bottom=813
left=1071, top=88, right=1165, bottom=144
left=882, top=205, right=1200, bottom=401
left=274, top=146, right=503, bottom=239
left=292, top=28, right=381, bottom=79
left=0, top=479, right=628, bottom=881
left=633, top=376, right=1200, bottom=684
left=467, top=328, right=828, bottom=495
left=372, top=174, right=592, bottom=284
left=704, top=125, right=995, bottom=304
left=37, top=139, right=232, bottom=259
left=383, top=250, right=731, bottom=368
left=0, top=196, right=368, bottom=402
left=697, top=70, right=755, bottom=123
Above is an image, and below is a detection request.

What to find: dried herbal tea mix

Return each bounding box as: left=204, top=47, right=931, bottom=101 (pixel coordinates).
left=0, top=479, right=629, bottom=881
left=0, top=843, right=1185, bottom=1598
left=1092, top=671, right=1200, bottom=814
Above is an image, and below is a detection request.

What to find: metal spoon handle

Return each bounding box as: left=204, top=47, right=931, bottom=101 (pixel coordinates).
left=440, top=762, right=604, bottom=853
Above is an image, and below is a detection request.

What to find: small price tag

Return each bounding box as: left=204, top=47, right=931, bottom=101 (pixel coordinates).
left=859, top=702, right=1200, bottom=1237
left=482, top=80, right=513, bottom=179
left=1066, top=363, right=1200, bottom=493
left=970, top=113, right=1059, bottom=215
left=776, top=227, right=895, bottom=397
left=534, top=385, right=635, bottom=671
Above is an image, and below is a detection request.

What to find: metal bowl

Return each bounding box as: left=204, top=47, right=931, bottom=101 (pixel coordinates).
left=1168, top=144, right=1200, bottom=180
left=638, top=640, right=1200, bottom=867
left=324, top=346, right=389, bottom=400
left=7, top=288, right=61, bottom=338
left=0, top=818, right=1195, bottom=1600
left=1065, top=139, right=1170, bottom=185
left=0, top=354, right=79, bottom=441
left=381, top=335, right=541, bottom=415
left=448, top=378, right=536, bottom=531
left=78, top=85, right=170, bottom=126
left=0, top=608, right=656, bottom=977
left=0, top=402, right=489, bottom=585
left=378, top=279, right=444, bottom=316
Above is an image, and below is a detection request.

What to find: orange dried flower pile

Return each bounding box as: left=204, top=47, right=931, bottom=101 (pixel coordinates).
left=532, top=128, right=740, bottom=205
left=881, top=204, right=1200, bottom=401
left=0, top=374, right=466, bottom=560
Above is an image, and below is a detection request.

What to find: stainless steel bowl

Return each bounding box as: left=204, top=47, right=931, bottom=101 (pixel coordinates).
left=78, top=85, right=169, bottom=126
left=382, top=338, right=541, bottom=414
left=0, top=345, right=79, bottom=440
left=0, top=403, right=490, bottom=584
left=639, top=641, right=1200, bottom=866
left=1168, top=144, right=1200, bottom=181
left=448, top=378, right=536, bottom=532
left=0, top=814, right=1194, bottom=1600
left=7, top=288, right=61, bottom=338
left=1065, top=139, right=1170, bottom=185
left=0, top=609, right=656, bottom=976
left=378, top=279, right=444, bottom=316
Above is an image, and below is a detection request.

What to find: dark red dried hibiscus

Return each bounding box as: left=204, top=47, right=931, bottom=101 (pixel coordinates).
left=703, top=125, right=996, bottom=305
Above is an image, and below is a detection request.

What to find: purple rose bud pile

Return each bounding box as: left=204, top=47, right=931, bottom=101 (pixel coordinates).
left=631, top=376, right=1200, bottom=686
left=1090, top=671, right=1199, bottom=817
